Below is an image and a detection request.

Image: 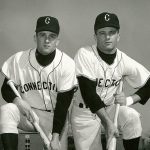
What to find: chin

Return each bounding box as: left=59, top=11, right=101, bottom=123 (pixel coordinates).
left=43, top=49, right=53, bottom=54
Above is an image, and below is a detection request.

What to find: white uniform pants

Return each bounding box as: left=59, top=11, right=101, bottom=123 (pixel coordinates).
left=71, top=103, right=142, bottom=150
left=0, top=103, right=68, bottom=150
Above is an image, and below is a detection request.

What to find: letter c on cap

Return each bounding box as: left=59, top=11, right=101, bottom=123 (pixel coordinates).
left=105, top=14, right=110, bottom=21
left=45, top=17, right=51, bottom=24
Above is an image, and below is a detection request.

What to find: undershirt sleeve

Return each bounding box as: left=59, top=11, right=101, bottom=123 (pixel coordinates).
left=52, top=88, right=75, bottom=134
left=1, top=77, right=18, bottom=102
left=136, top=78, right=150, bottom=105
left=77, top=76, right=105, bottom=113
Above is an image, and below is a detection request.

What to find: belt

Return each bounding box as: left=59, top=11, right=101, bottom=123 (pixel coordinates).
left=78, top=103, right=89, bottom=109
left=78, top=103, right=111, bottom=109
left=31, top=107, right=52, bottom=112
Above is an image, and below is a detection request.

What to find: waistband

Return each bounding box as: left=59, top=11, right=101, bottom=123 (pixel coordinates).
left=74, top=101, right=89, bottom=109
left=79, top=103, right=89, bottom=108
left=31, top=107, right=53, bottom=112
left=75, top=102, right=112, bottom=109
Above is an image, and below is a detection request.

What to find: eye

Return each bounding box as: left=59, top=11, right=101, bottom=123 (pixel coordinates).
left=49, top=34, right=57, bottom=39
left=38, top=33, right=45, bottom=37
left=97, top=31, right=105, bottom=36
left=110, top=30, right=117, bottom=35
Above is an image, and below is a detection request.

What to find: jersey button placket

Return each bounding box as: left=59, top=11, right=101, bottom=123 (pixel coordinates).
left=40, top=71, right=49, bottom=110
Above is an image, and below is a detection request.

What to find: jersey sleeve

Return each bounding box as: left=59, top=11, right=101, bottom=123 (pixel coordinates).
left=1, top=53, right=20, bottom=85
left=58, top=56, right=77, bottom=92
left=123, top=55, right=150, bottom=88
left=74, top=47, right=96, bottom=80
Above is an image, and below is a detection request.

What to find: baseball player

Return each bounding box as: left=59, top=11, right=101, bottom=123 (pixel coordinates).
left=71, top=12, right=150, bottom=150
left=0, top=16, right=77, bottom=150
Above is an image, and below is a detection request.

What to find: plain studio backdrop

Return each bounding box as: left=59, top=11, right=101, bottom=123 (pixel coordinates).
left=0, top=0, right=150, bottom=137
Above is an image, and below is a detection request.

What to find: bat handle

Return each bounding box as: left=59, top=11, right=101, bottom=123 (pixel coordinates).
left=7, top=80, right=51, bottom=149
left=7, top=80, right=21, bottom=98
left=33, top=122, right=50, bottom=147
left=114, top=104, right=120, bottom=127
left=108, top=137, right=117, bottom=150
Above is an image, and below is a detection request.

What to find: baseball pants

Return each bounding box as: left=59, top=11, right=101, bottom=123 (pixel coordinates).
left=0, top=103, right=68, bottom=150
left=71, top=103, right=142, bottom=150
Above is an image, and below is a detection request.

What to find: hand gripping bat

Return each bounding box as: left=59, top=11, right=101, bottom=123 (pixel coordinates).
left=7, top=80, right=51, bottom=149
left=108, top=81, right=123, bottom=150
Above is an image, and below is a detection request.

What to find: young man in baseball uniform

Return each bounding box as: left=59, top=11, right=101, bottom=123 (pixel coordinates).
left=71, top=12, right=150, bottom=150
left=0, top=16, right=77, bottom=150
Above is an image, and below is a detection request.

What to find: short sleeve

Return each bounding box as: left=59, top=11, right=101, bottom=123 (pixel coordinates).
left=124, top=56, right=150, bottom=88
left=58, top=56, right=77, bottom=92
left=1, top=53, right=20, bottom=85
left=74, top=47, right=96, bottom=80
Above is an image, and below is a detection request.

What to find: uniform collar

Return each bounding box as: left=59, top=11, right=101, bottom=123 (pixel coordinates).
left=29, top=48, right=63, bottom=72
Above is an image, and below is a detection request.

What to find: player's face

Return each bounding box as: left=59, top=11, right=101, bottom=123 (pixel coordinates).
left=95, top=27, right=120, bottom=54
left=35, top=31, right=59, bottom=55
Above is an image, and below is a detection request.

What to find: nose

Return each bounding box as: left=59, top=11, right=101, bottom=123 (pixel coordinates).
left=45, top=37, right=50, bottom=43
left=105, top=34, right=110, bottom=40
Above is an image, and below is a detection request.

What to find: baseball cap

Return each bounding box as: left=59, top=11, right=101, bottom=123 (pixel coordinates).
left=35, top=16, right=60, bottom=35
left=94, top=12, right=120, bottom=33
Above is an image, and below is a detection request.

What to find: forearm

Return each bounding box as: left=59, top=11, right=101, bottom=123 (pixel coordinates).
left=116, top=78, right=150, bottom=106
left=52, top=109, right=68, bottom=134
left=52, top=88, right=75, bottom=134
left=96, top=107, right=113, bottom=127
left=135, top=78, right=150, bottom=105
left=77, top=76, right=105, bottom=113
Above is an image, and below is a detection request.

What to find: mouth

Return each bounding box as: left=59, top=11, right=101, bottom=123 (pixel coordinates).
left=44, top=45, right=50, bottom=48
left=105, top=42, right=112, bottom=45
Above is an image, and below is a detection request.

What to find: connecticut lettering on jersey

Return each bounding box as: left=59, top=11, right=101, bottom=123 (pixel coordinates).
left=96, top=78, right=121, bottom=87
left=20, top=81, right=57, bottom=93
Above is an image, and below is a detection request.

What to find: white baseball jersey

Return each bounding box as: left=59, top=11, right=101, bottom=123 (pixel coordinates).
left=1, top=48, right=77, bottom=111
left=74, top=45, right=150, bottom=106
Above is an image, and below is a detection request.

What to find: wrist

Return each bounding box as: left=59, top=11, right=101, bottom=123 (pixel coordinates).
left=126, top=96, right=134, bottom=106
left=52, top=133, right=60, bottom=140
left=13, top=97, right=20, bottom=104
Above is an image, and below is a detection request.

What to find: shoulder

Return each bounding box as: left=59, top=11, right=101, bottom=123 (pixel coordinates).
left=1, top=49, right=32, bottom=77
left=57, top=49, right=74, bottom=64
left=74, top=45, right=96, bottom=63
left=75, top=45, right=95, bottom=57
left=56, top=48, right=75, bottom=69
left=3, top=49, right=31, bottom=64
left=117, top=49, right=138, bottom=64
left=15, top=49, right=34, bottom=65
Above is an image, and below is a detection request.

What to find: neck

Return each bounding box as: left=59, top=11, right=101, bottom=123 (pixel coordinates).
left=97, top=47, right=117, bottom=65
left=97, top=47, right=117, bottom=54
left=36, top=49, right=56, bottom=66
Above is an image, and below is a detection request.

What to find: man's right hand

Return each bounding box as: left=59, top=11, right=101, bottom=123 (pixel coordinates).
left=105, top=120, right=119, bottom=149
left=50, top=133, right=61, bottom=150
left=96, top=107, right=119, bottom=149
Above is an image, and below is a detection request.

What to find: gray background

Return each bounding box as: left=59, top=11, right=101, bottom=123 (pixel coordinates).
left=0, top=0, right=150, bottom=136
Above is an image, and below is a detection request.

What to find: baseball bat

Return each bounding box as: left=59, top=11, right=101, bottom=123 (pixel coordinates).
left=7, top=80, right=51, bottom=149
left=108, top=81, right=123, bottom=150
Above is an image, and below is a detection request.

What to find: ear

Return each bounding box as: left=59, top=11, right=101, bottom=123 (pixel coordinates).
left=94, top=34, right=97, bottom=42
left=34, top=34, right=37, bottom=43
left=56, top=39, right=60, bottom=46
left=117, top=33, right=120, bottom=42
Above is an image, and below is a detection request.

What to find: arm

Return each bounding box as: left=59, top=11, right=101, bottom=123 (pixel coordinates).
left=52, top=88, right=75, bottom=134
left=50, top=88, right=75, bottom=148
left=77, top=76, right=105, bottom=112
left=115, top=78, right=150, bottom=106
left=1, top=78, right=35, bottom=121
left=1, top=77, right=18, bottom=102
left=136, top=77, right=150, bottom=105
left=77, top=76, right=119, bottom=147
